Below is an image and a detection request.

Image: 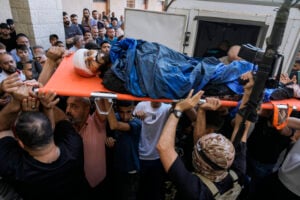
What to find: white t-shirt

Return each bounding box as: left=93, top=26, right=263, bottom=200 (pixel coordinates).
left=133, top=101, right=171, bottom=160
left=0, top=70, right=26, bottom=83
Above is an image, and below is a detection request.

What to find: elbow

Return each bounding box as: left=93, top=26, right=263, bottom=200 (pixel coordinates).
left=109, top=124, right=118, bottom=131
left=156, top=141, right=167, bottom=153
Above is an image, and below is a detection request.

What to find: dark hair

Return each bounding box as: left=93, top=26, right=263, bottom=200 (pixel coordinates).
left=70, top=14, right=78, bottom=18
left=15, top=112, right=53, bottom=149
left=85, top=42, right=99, bottom=50
left=206, top=110, right=225, bottom=131
left=6, top=19, right=14, bottom=25
left=83, top=8, right=90, bottom=13
left=100, top=40, right=110, bottom=47
left=16, top=44, right=29, bottom=51
left=49, top=34, right=59, bottom=40
left=116, top=100, right=134, bottom=108
left=16, top=33, right=29, bottom=40
left=54, top=41, right=64, bottom=46
left=0, top=23, right=10, bottom=29
left=63, top=11, right=68, bottom=16
left=111, top=17, right=118, bottom=22
left=98, top=54, right=111, bottom=78
left=92, top=10, right=98, bottom=14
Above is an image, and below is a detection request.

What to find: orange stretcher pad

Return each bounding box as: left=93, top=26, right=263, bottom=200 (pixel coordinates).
left=40, top=54, right=300, bottom=110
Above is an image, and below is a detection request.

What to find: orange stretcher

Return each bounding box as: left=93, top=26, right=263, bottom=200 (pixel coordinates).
left=40, top=54, right=300, bottom=111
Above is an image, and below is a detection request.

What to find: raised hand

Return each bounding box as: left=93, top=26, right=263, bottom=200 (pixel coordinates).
left=38, top=90, right=59, bottom=109
left=0, top=72, right=23, bottom=94
left=240, top=71, right=254, bottom=91
left=199, top=97, right=221, bottom=111
left=21, top=96, right=40, bottom=112
left=175, top=90, right=204, bottom=112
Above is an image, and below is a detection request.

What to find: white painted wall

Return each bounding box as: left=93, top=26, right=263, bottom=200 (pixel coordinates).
left=61, top=0, right=93, bottom=21
left=10, top=0, right=65, bottom=49
left=109, top=0, right=127, bottom=19
left=0, top=0, right=12, bottom=23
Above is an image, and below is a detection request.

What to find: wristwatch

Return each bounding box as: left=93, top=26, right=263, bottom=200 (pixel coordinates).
left=171, top=108, right=183, bottom=118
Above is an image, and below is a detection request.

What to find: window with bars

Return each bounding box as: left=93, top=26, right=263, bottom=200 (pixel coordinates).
left=127, top=0, right=135, bottom=8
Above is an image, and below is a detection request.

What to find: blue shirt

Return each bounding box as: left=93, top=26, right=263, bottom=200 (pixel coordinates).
left=111, top=116, right=141, bottom=173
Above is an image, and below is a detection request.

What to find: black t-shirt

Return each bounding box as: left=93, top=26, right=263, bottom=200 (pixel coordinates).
left=0, top=37, right=16, bottom=52
left=168, top=142, right=246, bottom=200
left=0, top=120, right=89, bottom=200
left=247, top=117, right=291, bottom=164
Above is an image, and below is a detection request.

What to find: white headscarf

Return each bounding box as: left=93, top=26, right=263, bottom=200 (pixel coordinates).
left=73, top=49, right=95, bottom=77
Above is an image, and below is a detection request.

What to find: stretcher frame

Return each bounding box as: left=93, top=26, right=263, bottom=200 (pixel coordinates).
left=39, top=54, right=300, bottom=111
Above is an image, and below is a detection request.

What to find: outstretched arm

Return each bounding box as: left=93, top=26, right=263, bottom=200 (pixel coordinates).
left=104, top=99, right=131, bottom=131
left=193, top=97, right=222, bottom=143
left=38, top=47, right=65, bottom=86
left=231, top=71, right=254, bottom=143
left=157, top=90, right=203, bottom=172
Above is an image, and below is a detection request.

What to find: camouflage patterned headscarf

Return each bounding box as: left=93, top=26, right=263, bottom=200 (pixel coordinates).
left=192, top=133, right=235, bottom=182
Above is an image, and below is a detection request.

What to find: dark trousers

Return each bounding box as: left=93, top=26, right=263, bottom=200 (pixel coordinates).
left=138, top=159, right=165, bottom=200
left=114, top=171, right=140, bottom=200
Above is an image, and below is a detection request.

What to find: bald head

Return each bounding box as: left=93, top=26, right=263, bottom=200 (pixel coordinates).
left=0, top=53, right=17, bottom=74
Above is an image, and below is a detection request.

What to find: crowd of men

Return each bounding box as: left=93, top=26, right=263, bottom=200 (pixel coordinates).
left=0, top=7, right=300, bottom=200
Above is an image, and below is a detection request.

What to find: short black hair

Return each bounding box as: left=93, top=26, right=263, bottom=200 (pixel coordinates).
left=206, top=110, right=225, bottom=131
left=85, top=42, right=99, bottom=50
left=0, top=23, right=10, bottom=29
left=16, top=33, right=29, bottom=41
left=100, top=40, right=110, bottom=47
left=70, top=14, right=78, bottom=18
left=49, top=34, right=59, bottom=40
left=16, top=44, right=29, bottom=51
left=63, top=11, right=68, bottom=16
left=15, top=112, right=53, bottom=149
left=116, top=100, right=134, bottom=108
left=6, top=19, right=14, bottom=25
left=54, top=41, right=64, bottom=46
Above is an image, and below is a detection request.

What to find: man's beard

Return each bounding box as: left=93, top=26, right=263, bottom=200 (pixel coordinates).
left=3, top=67, right=17, bottom=74
left=66, top=113, right=82, bottom=125
left=64, top=21, right=70, bottom=26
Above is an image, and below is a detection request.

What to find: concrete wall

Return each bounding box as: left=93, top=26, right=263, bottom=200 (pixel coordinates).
left=10, top=0, right=65, bottom=49
left=0, top=0, right=12, bottom=23
left=61, top=0, right=93, bottom=20
left=109, top=0, right=127, bottom=19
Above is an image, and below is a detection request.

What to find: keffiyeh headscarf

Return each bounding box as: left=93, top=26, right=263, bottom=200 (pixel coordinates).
left=192, top=133, right=235, bottom=182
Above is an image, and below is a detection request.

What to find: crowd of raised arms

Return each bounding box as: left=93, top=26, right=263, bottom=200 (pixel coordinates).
left=0, top=7, right=300, bottom=200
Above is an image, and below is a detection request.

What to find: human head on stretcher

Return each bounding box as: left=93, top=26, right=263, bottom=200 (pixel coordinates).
left=73, top=49, right=110, bottom=77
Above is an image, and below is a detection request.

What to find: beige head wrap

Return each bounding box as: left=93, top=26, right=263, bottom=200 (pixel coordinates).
left=192, top=133, right=235, bottom=182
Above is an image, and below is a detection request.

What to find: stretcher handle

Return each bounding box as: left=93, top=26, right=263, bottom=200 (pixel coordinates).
left=91, top=92, right=118, bottom=99
left=94, top=97, right=113, bottom=115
